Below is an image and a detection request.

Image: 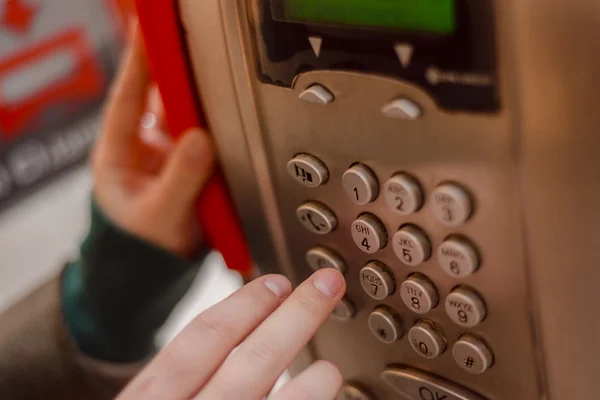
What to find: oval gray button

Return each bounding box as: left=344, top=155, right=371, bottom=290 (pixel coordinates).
left=381, top=366, right=486, bottom=400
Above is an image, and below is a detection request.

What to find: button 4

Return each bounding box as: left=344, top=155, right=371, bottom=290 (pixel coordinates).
left=287, top=154, right=329, bottom=187
left=368, top=306, right=403, bottom=344
left=351, top=213, right=387, bottom=254
left=296, top=202, right=337, bottom=235
left=393, top=225, right=431, bottom=266
left=453, top=335, right=494, bottom=375
left=445, top=286, right=487, bottom=328
left=360, top=261, right=395, bottom=300
left=400, top=274, right=439, bottom=314
left=430, top=183, right=473, bottom=226
left=306, top=246, right=346, bottom=273
left=342, top=163, right=379, bottom=205
left=438, top=237, right=480, bottom=277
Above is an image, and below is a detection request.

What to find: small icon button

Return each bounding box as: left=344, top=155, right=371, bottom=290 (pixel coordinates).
left=368, top=306, right=403, bottom=344
left=383, top=174, right=423, bottom=215
left=308, top=36, right=323, bottom=58
left=431, top=183, right=473, bottom=226
left=351, top=214, right=387, bottom=254
left=360, top=261, right=395, bottom=300
left=394, top=43, right=414, bottom=68
left=400, top=274, right=439, bottom=314
left=453, top=335, right=494, bottom=374
left=332, top=297, right=356, bottom=321
left=438, top=237, right=480, bottom=277
left=392, top=225, right=431, bottom=266
left=296, top=202, right=337, bottom=235
left=306, top=246, right=346, bottom=274
left=445, top=286, right=487, bottom=328
left=286, top=154, right=329, bottom=187
left=299, top=84, right=334, bottom=105
left=342, top=163, right=379, bottom=205
left=382, top=98, right=422, bottom=120
left=408, top=320, right=447, bottom=359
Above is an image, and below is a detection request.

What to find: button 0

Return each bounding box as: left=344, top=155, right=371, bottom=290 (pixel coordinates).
left=381, top=366, right=486, bottom=400
left=453, top=335, right=494, bottom=375
left=360, top=261, right=395, bottom=300
left=296, top=202, right=337, bottom=235
left=383, top=174, right=423, bottom=215
left=287, top=154, right=329, bottom=187
left=339, top=383, right=375, bottom=400
left=351, top=214, right=387, bottom=254
left=400, top=274, right=439, bottom=314
left=306, top=246, right=346, bottom=274
left=430, top=183, right=473, bottom=226
left=368, top=306, right=403, bottom=344
left=331, top=297, right=356, bottom=321
left=392, top=225, right=431, bottom=266
left=381, top=98, right=422, bottom=120
left=408, top=320, right=447, bottom=359
left=342, top=164, right=379, bottom=205
left=445, top=287, right=487, bottom=328
left=438, top=237, right=480, bottom=277
left=299, top=84, right=334, bottom=105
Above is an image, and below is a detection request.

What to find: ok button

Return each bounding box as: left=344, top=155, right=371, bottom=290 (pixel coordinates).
left=381, top=366, right=486, bottom=400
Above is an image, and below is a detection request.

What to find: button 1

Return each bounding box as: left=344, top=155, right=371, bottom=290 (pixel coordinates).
left=296, top=202, right=337, bottom=235
left=453, top=335, right=494, bottom=374
left=332, top=297, right=356, bottom=321
left=351, top=214, right=387, bottom=254
left=383, top=174, right=423, bottom=215
left=381, top=366, right=486, bottom=400
left=342, top=164, right=379, bottom=205
left=368, top=306, right=403, bottom=344
left=430, top=183, right=473, bottom=226
left=438, top=237, right=480, bottom=277
left=381, top=98, right=422, bottom=120
left=306, top=246, right=346, bottom=274
left=339, top=383, right=375, bottom=400
left=287, top=154, right=329, bottom=187
left=392, top=225, right=431, bottom=266
left=299, top=84, right=334, bottom=105
left=400, top=274, right=439, bottom=314
left=408, top=320, right=446, bottom=359
left=360, top=261, right=395, bottom=300
left=445, top=287, right=487, bottom=328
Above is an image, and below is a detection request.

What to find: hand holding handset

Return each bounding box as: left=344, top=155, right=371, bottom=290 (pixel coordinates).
left=135, top=0, right=252, bottom=277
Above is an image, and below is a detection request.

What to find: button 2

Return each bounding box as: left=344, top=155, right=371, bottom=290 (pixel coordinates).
left=430, top=183, right=473, bottom=226
left=342, top=163, right=379, bottom=205
left=453, top=335, right=494, bottom=374
left=368, top=306, right=403, bottom=344
left=408, top=320, right=447, bottom=359
left=400, top=274, right=439, bottom=314
left=392, top=225, right=431, bottom=266
left=383, top=173, right=423, bottom=215
left=351, top=213, right=387, bottom=254
left=438, top=237, right=480, bottom=277
left=296, top=202, right=337, bottom=235
left=287, top=154, right=329, bottom=187
left=306, top=246, right=346, bottom=273
left=360, top=261, right=395, bottom=300
left=445, top=286, right=487, bottom=328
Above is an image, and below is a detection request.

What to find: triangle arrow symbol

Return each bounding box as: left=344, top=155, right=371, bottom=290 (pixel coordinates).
left=394, top=43, right=414, bottom=68
left=309, top=36, right=323, bottom=58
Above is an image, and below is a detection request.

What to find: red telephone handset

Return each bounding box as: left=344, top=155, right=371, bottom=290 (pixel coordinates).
left=136, top=0, right=252, bottom=276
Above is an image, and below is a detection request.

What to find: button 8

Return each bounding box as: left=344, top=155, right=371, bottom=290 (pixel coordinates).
left=400, top=274, right=439, bottom=314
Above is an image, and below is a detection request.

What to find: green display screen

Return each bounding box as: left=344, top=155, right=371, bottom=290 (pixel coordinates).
left=274, top=0, right=456, bottom=34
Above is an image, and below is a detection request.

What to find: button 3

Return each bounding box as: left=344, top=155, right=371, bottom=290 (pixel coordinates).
left=342, top=163, right=379, bottom=205
left=438, top=237, right=480, bottom=277
left=287, top=154, right=329, bottom=187
left=392, top=225, right=431, bottom=266
left=368, top=306, right=403, bottom=344
left=408, top=320, right=447, bottom=359
left=296, top=202, right=337, bottom=235
left=306, top=246, right=346, bottom=274
left=299, top=84, right=334, bottom=105
left=445, top=286, right=487, bottom=328
left=430, top=183, right=473, bottom=226
left=351, top=213, right=387, bottom=254
left=383, top=173, right=423, bottom=215
left=332, top=297, right=356, bottom=321
left=453, top=335, right=494, bottom=374
left=400, top=274, right=439, bottom=314
left=360, top=261, right=395, bottom=300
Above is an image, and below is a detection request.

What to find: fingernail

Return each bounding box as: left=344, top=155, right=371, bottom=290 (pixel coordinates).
left=264, top=275, right=291, bottom=299
left=313, top=269, right=344, bottom=297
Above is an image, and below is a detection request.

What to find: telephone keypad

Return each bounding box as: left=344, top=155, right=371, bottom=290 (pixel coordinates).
left=438, top=237, right=480, bottom=278
left=351, top=214, right=387, bottom=254
left=452, top=335, right=494, bottom=375
left=332, top=297, right=357, bottom=321
left=368, top=306, right=403, bottom=344
left=430, top=183, right=473, bottom=226
left=400, top=274, right=439, bottom=314
left=306, top=246, right=346, bottom=274
left=296, top=202, right=337, bottom=235
left=445, top=287, right=487, bottom=328
left=383, top=173, right=423, bottom=215
left=287, top=154, right=329, bottom=187
left=342, top=163, right=379, bottom=205
left=360, top=261, right=395, bottom=300
left=392, top=225, right=432, bottom=266
left=408, top=320, right=447, bottom=359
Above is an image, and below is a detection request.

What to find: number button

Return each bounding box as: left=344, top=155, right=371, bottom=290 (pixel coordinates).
left=392, top=225, right=431, bottom=266
left=430, top=183, right=473, bottom=226
left=296, top=202, right=337, bottom=235
left=306, top=246, right=346, bottom=274
left=342, top=163, right=379, bottom=205
left=351, top=214, right=387, bottom=254
left=400, top=274, right=439, bottom=314
left=368, top=306, right=403, bottom=344
left=360, top=261, right=395, bottom=300
left=445, top=287, right=487, bottom=328
left=453, top=335, right=494, bottom=374
left=408, top=320, right=447, bottom=359
left=438, top=237, right=480, bottom=277
left=286, top=154, right=329, bottom=187
left=383, top=174, right=423, bottom=215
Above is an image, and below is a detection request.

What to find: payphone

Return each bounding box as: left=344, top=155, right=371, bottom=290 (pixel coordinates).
left=138, top=0, right=600, bottom=398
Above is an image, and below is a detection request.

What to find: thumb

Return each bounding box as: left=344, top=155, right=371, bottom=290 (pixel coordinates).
left=152, top=128, right=215, bottom=213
